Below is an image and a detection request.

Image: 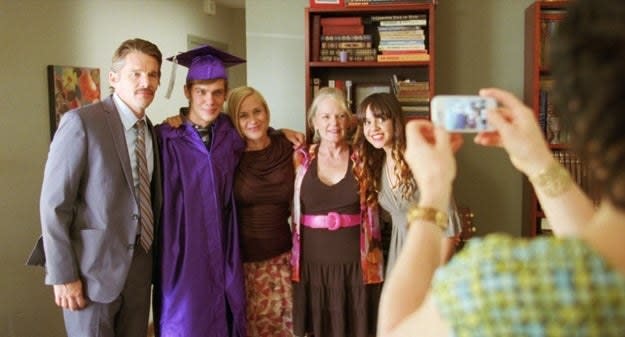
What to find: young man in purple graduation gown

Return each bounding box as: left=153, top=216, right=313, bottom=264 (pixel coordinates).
left=153, top=45, right=246, bottom=337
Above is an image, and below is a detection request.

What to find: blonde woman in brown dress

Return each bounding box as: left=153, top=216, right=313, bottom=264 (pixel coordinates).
left=227, top=86, right=296, bottom=337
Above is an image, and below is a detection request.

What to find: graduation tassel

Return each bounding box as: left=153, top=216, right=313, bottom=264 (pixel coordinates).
left=165, top=55, right=178, bottom=99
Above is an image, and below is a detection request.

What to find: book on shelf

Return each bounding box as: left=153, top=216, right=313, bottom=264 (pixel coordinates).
left=380, top=49, right=427, bottom=55
left=321, top=34, right=372, bottom=41
left=377, top=53, right=429, bottom=62
left=379, top=40, right=426, bottom=46
left=388, top=74, right=430, bottom=118
left=321, top=41, right=373, bottom=49
left=539, top=78, right=554, bottom=136
left=311, top=15, right=321, bottom=62
left=323, top=25, right=365, bottom=36
left=395, top=87, right=429, bottom=98
left=378, top=43, right=426, bottom=51
left=320, top=16, right=365, bottom=36
left=321, top=48, right=377, bottom=56
left=552, top=150, right=599, bottom=205
left=370, top=14, right=426, bottom=22
left=379, top=19, right=427, bottom=26
left=379, top=31, right=425, bottom=40
left=320, top=16, right=362, bottom=26
left=329, top=79, right=345, bottom=91
left=377, top=25, right=425, bottom=32
left=540, top=78, right=571, bottom=145
left=345, top=0, right=370, bottom=6
left=321, top=55, right=376, bottom=62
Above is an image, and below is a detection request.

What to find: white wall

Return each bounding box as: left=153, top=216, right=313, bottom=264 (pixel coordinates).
left=245, top=0, right=309, bottom=132
left=0, top=1, right=244, bottom=335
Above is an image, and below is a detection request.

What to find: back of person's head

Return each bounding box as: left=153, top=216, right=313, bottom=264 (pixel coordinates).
left=111, top=38, right=162, bottom=73
left=226, top=86, right=270, bottom=137
left=552, top=0, right=625, bottom=208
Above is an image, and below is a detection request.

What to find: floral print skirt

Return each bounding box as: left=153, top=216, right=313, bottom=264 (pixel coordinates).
left=243, top=251, right=294, bottom=337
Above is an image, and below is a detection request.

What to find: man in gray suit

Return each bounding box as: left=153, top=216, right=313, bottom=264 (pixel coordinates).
left=37, top=38, right=162, bottom=337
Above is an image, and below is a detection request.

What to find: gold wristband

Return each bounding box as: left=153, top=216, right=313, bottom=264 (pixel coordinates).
left=529, top=161, right=573, bottom=197
left=406, top=206, right=448, bottom=231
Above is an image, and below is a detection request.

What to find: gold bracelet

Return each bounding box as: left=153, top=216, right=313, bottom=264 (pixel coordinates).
left=529, top=161, right=573, bottom=197
left=406, top=206, right=448, bottom=231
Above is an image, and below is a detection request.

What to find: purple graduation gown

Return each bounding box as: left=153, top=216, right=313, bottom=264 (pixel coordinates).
left=154, top=114, right=246, bottom=337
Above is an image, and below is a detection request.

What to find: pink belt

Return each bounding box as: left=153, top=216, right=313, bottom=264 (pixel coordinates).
left=301, top=212, right=360, bottom=231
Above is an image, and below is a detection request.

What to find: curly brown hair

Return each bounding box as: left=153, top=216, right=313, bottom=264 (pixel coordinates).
left=551, top=0, right=625, bottom=208
left=353, top=93, right=417, bottom=207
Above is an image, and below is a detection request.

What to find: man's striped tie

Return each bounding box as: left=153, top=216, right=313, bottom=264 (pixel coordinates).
left=135, top=120, right=153, bottom=252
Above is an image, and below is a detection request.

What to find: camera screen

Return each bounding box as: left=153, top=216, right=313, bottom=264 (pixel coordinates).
left=431, top=96, right=495, bottom=132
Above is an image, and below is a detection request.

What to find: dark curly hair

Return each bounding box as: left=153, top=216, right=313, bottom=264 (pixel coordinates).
left=353, top=93, right=417, bottom=207
left=551, top=0, right=625, bottom=209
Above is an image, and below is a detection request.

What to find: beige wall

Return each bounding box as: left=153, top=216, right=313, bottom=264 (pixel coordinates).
left=246, top=0, right=309, bottom=132
left=436, top=0, right=534, bottom=236
left=1, top=0, right=534, bottom=334
left=0, top=1, right=245, bottom=335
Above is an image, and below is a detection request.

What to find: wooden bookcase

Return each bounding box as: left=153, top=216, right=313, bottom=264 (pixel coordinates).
left=305, top=2, right=436, bottom=139
left=523, top=0, right=573, bottom=236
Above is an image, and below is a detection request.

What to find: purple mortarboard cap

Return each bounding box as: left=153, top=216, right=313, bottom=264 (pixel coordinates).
left=167, top=44, right=246, bottom=82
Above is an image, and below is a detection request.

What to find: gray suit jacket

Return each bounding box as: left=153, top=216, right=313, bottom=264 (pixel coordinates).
left=33, top=95, right=162, bottom=303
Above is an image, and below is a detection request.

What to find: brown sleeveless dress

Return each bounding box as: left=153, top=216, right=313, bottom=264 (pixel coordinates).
left=292, top=157, right=381, bottom=337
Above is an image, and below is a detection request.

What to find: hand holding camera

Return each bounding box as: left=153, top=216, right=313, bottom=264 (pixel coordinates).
left=431, top=95, right=497, bottom=133
left=428, top=89, right=556, bottom=178
left=472, top=88, right=555, bottom=178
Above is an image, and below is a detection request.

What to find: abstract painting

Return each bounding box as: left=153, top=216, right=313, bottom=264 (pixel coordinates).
left=47, top=65, right=101, bottom=139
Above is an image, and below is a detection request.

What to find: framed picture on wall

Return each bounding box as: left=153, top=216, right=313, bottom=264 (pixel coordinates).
left=47, top=65, right=101, bottom=139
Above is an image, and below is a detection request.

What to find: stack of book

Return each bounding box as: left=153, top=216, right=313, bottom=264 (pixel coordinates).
left=318, top=16, right=376, bottom=62
left=391, top=75, right=430, bottom=116
left=372, top=14, right=429, bottom=62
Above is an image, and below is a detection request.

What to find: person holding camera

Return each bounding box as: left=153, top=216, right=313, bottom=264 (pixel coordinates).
left=378, top=0, right=625, bottom=335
